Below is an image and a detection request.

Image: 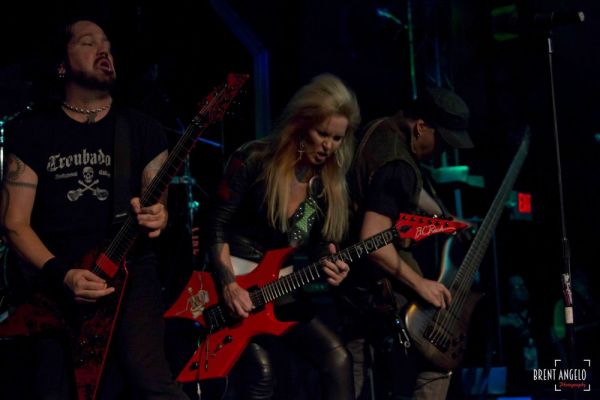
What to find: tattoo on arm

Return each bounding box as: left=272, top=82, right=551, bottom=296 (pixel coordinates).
left=5, top=155, right=36, bottom=189
left=211, top=243, right=236, bottom=285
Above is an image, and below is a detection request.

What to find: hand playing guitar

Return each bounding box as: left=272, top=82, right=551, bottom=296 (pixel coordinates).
left=415, top=277, right=451, bottom=309
left=130, top=197, right=168, bottom=238
left=223, top=282, right=254, bottom=318
left=222, top=243, right=348, bottom=318
left=64, top=269, right=115, bottom=303
left=322, top=243, right=350, bottom=286
left=63, top=198, right=167, bottom=303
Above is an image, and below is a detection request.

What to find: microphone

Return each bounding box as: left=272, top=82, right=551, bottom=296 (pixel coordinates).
left=531, top=11, right=585, bottom=29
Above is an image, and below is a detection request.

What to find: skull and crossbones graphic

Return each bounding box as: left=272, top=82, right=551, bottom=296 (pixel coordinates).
left=67, top=167, right=109, bottom=201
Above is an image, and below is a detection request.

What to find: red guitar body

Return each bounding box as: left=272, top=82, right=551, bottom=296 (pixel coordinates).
left=165, top=247, right=296, bottom=381
left=71, top=251, right=129, bottom=400
left=0, top=249, right=127, bottom=400
left=166, top=213, right=468, bottom=382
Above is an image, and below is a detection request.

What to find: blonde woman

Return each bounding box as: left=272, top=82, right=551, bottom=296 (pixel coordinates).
left=208, top=74, right=360, bottom=399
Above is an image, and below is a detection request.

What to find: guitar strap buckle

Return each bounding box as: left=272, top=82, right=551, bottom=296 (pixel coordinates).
left=392, top=314, right=412, bottom=353
left=398, top=327, right=412, bottom=350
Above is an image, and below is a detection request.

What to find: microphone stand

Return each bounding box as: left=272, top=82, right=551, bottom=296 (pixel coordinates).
left=544, top=30, right=577, bottom=374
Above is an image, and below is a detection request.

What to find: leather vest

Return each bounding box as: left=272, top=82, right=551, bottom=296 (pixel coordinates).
left=352, top=112, right=423, bottom=209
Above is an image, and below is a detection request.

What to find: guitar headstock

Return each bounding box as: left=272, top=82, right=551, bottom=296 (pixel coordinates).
left=394, top=213, right=468, bottom=242
left=194, top=73, right=250, bottom=127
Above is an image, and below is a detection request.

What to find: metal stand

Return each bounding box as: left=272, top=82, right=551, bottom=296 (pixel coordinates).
left=545, top=33, right=577, bottom=370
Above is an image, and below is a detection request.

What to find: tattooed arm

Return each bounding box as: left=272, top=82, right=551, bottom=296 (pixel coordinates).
left=130, top=150, right=168, bottom=238
left=210, top=242, right=254, bottom=318
left=1, top=154, right=114, bottom=301
left=0, top=154, right=52, bottom=269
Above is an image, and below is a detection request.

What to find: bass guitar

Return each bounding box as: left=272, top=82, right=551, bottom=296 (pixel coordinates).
left=0, top=73, right=249, bottom=400
left=165, top=213, right=467, bottom=382
left=404, top=130, right=531, bottom=370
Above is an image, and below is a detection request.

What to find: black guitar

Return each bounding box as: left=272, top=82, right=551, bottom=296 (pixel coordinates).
left=404, top=129, right=531, bottom=370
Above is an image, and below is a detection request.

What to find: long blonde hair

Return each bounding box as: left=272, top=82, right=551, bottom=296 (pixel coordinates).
left=259, top=73, right=360, bottom=242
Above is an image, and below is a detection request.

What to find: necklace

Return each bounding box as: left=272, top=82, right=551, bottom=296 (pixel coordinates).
left=62, top=101, right=112, bottom=123
left=62, top=101, right=111, bottom=114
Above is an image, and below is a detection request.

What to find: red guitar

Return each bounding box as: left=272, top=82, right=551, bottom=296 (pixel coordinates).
left=0, top=73, right=249, bottom=400
left=165, top=214, right=467, bottom=382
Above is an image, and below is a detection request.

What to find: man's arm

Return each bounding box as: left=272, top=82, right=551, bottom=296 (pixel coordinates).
left=1, top=154, right=113, bottom=301
left=131, top=150, right=169, bottom=238
left=1, top=154, right=53, bottom=268
left=361, top=210, right=451, bottom=308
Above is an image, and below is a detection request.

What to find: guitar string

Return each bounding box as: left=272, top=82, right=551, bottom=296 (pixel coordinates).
left=451, top=136, right=529, bottom=313
left=445, top=149, right=525, bottom=332
left=432, top=193, right=507, bottom=344
left=103, top=82, right=237, bottom=266
left=254, top=228, right=395, bottom=307
left=429, top=140, right=529, bottom=347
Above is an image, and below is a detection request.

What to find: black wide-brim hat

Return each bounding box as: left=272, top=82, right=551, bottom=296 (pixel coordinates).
left=413, top=87, right=474, bottom=149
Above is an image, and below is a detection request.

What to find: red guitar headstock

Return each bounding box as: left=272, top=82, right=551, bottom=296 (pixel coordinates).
left=194, top=73, right=250, bottom=126
left=394, top=213, right=468, bottom=242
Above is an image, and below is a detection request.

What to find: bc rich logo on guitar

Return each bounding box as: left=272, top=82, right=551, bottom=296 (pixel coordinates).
left=165, top=214, right=467, bottom=382
left=0, top=74, right=248, bottom=400
left=404, top=130, right=531, bottom=370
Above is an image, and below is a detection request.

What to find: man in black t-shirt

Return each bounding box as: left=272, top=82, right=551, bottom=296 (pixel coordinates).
left=1, top=19, right=188, bottom=399
left=345, top=87, right=473, bottom=400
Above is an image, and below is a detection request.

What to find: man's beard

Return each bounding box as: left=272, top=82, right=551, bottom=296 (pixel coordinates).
left=69, top=69, right=116, bottom=91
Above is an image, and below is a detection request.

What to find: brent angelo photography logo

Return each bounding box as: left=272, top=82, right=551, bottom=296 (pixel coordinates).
left=532, top=359, right=591, bottom=391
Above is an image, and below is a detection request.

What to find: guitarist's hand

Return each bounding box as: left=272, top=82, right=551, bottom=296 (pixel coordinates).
left=416, top=277, right=451, bottom=309
left=64, top=269, right=115, bottom=303
left=131, top=198, right=168, bottom=238
left=223, top=282, right=254, bottom=318
left=322, top=243, right=350, bottom=286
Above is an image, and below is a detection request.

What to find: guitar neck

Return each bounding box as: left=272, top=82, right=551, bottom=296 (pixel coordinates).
left=249, top=227, right=398, bottom=305
left=141, top=121, right=206, bottom=208
left=90, top=74, right=248, bottom=278
left=98, top=121, right=205, bottom=273
left=452, top=132, right=531, bottom=292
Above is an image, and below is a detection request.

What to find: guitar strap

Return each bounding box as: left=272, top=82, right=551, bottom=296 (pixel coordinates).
left=112, top=112, right=132, bottom=225
left=287, top=176, right=323, bottom=247
left=421, top=171, right=452, bottom=217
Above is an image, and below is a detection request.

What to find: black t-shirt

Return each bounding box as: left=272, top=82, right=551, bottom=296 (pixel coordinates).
left=7, top=106, right=167, bottom=262
left=363, top=159, right=418, bottom=219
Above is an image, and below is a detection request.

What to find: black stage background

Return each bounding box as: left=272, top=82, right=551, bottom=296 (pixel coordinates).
left=1, top=0, right=598, bottom=399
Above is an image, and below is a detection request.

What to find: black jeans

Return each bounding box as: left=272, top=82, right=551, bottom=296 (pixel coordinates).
left=229, top=317, right=354, bottom=400
left=97, top=253, right=189, bottom=400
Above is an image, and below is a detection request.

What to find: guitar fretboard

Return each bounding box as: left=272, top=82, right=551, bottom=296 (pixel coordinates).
left=250, top=227, right=399, bottom=307
left=89, top=74, right=248, bottom=278
left=451, top=131, right=531, bottom=295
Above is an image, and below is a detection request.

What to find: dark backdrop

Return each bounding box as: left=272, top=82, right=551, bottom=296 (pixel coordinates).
left=1, top=0, right=598, bottom=398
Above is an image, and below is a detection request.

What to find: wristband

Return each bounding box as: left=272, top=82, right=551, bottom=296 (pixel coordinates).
left=41, top=257, right=73, bottom=290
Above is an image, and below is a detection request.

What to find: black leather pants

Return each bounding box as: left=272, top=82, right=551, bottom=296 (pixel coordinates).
left=231, top=317, right=354, bottom=400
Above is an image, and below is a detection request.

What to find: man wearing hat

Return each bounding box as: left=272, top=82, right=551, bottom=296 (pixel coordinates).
left=341, top=87, right=473, bottom=399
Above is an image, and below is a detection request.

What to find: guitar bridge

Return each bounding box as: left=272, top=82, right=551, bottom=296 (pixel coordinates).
left=423, top=324, right=450, bottom=353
